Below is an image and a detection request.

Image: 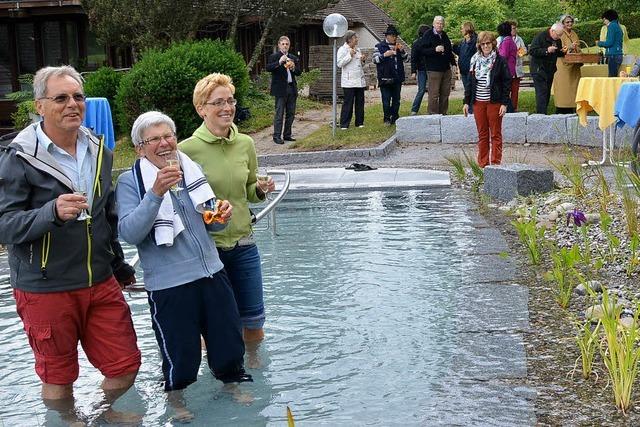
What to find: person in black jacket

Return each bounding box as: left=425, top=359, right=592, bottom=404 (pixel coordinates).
left=462, top=31, right=511, bottom=167
left=529, top=23, right=566, bottom=114
left=410, top=24, right=430, bottom=115
left=373, top=24, right=408, bottom=125
left=422, top=16, right=457, bottom=114
left=266, top=36, right=302, bottom=144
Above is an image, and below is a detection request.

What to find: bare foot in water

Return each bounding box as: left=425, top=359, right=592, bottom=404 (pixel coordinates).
left=223, top=383, right=254, bottom=405
left=171, top=406, right=194, bottom=423
left=103, top=408, right=143, bottom=425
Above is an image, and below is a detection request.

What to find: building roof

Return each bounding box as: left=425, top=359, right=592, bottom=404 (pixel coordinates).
left=310, top=0, right=396, bottom=41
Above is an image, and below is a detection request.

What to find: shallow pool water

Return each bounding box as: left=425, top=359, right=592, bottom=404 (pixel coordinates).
left=0, top=189, right=533, bottom=426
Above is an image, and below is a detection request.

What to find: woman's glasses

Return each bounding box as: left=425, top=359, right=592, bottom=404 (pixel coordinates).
left=203, top=98, right=238, bottom=108
left=140, top=133, right=177, bottom=146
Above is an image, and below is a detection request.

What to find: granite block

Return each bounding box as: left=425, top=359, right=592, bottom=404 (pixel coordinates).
left=483, top=163, right=554, bottom=201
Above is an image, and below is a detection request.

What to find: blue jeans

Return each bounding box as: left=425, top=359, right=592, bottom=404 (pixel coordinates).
left=607, top=55, right=623, bottom=77
left=380, top=82, right=402, bottom=123
left=410, top=70, right=428, bottom=113
left=217, top=244, right=265, bottom=330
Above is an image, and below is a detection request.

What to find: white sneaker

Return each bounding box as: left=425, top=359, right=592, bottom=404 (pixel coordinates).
left=357, top=125, right=365, bottom=128
left=410, top=111, right=418, bottom=116
left=340, top=127, right=348, bottom=130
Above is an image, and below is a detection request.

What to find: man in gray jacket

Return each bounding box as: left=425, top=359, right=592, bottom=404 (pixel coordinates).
left=0, top=66, right=140, bottom=423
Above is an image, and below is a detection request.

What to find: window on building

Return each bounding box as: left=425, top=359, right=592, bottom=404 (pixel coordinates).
left=42, top=21, right=63, bottom=66
left=86, top=31, right=107, bottom=69
left=17, top=23, right=37, bottom=84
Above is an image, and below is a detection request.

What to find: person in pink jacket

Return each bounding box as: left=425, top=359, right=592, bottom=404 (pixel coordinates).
left=497, top=22, right=519, bottom=111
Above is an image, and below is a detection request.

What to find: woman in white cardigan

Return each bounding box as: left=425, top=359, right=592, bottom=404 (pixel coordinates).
left=337, top=30, right=366, bottom=129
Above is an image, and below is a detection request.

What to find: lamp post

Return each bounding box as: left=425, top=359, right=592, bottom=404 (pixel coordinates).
left=322, top=13, right=348, bottom=137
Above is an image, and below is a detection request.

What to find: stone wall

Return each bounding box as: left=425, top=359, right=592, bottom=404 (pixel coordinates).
left=396, top=113, right=635, bottom=147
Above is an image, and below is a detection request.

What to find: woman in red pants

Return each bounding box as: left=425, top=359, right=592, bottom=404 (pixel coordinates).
left=462, top=31, right=511, bottom=167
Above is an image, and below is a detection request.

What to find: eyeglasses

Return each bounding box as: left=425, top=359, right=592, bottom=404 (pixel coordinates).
left=203, top=98, right=238, bottom=108
left=139, top=133, right=176, bottom=146
left=565, top=20, right=574, bottom=24
left=38, top=93, right=86, bottom=104
left=480, top=42, right=493, bottom=46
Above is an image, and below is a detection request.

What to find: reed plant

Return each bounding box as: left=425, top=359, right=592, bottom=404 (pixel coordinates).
left=444, top=155, right=467, bottom=181
left=548, top=151, right=588, bottom=199
left=512, top=207, right=545, bottom=265
left=462, top=151, right=483, bottom=192
left=544, top=243, right=580, bottom=308
left=593, top=166, right=613, bottom=214
left=575, top=317, right=601, bottom=380
left=599, top=288, right=640, bottom=414
left=614, top=165, right=639, bottom=237
left=627, top=233, right=640, bottom=277
left=599, top=210, right=621, bottom=262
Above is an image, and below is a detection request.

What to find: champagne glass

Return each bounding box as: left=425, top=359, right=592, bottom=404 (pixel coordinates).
left=165, top=152, right=183, bottom=192
left=75, top=180, right=91, bottom=221
left=257, top=174, right=270, bottom=194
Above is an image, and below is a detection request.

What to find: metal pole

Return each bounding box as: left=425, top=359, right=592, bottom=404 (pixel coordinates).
left=332, top=38, right=337, bottom=137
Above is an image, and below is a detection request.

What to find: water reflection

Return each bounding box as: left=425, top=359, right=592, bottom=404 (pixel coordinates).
left=0, top=189, right=518, bottom=426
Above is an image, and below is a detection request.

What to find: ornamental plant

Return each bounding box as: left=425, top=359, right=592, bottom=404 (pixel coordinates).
left=512, top=207, right=544, bottom=265
left=599, top=289, right=640, bottom=414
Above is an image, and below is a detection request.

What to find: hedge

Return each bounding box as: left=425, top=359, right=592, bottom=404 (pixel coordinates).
left=115, top=39, right=250, bottom=139
left=84, top=67, right=123, bottom=127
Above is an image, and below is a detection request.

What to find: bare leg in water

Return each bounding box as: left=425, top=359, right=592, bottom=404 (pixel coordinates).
left=167, top=390, right=194, bottom=422
left=100, top=372, right=142, bottom=424
left=41, top=373, right=139, bottom=426
left=244, top=328, right=264, bottom=369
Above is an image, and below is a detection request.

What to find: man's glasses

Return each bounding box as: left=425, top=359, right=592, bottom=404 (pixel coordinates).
left=203, top=98, right=238, bottom=108
left=140, top=133, right=176, bottom=146
left=39, top=93, right=86, bottom=104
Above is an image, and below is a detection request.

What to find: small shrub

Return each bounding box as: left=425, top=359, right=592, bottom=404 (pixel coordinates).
left=296, top=68, right=321, bottom=91
left=115, top=39, right=250, bottom=138
left=84, top=67, right=122, bottom=109
left=10, top=100, right=37, bottom=130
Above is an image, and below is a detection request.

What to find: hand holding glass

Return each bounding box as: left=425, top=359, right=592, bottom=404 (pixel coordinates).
left=257, top=175, right=270, bottom=194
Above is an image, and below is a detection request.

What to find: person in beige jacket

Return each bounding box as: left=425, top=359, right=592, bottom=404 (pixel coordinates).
left=337, top=30, right=366, bottom=129
left=553, top=14, right=581, bottom=114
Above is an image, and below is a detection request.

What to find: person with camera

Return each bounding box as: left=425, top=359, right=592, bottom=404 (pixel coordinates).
left=373, top=24, right=408, bottom=126
left=529, top=22, right=565, bottom=114
left=266, top=35, right=301, bottom=144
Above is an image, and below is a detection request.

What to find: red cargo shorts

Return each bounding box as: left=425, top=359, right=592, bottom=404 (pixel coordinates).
left=13, top=275, right=141, bottom=385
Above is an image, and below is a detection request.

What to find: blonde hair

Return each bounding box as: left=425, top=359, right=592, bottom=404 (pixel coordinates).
left=476, top=31, right=497, bottom=51
left=192, top=73, right=236, bottom=108
left=461, top=21, right=475, bottom=36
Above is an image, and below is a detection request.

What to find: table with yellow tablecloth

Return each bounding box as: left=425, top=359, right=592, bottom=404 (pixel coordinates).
left=575, top=77, right=637, bottom=164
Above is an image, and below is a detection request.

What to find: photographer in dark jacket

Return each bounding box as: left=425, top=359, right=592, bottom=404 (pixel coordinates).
left=410, top=25, right=430, bottom=115
left=373, top=25, right=408, bottom=125
left=463, top=31, right=511, bottom=168
left=266, top=35, right=302, bottom=144
left=422, top=16, right=457, bottom=115
left=453, top=21, right=478, bottom=103
left=529, top=22, right=565, bottom=114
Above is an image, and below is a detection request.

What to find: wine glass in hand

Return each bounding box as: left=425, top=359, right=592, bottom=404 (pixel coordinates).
left=164, top=152, right=183, bottom=192
left=75, top=180, right=91, bottom=221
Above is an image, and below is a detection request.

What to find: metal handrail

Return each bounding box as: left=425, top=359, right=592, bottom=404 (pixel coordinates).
left=124, top=169, right=290, bottom=292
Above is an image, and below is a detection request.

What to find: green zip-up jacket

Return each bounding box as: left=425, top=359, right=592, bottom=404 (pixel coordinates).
left=0, top=123, right=130, bottom=292
left=179, top=123, right=265, bottom=248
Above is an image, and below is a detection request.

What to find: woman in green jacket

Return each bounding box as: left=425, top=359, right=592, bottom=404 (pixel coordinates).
left=179, top=73, right=275, bottom=343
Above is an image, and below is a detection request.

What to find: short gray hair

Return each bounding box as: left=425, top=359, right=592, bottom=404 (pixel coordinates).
left=33, top=66, right=83, bottom=99
left=433, top=16, right=445, bottom=24
left=551, top=22, right=564, bottom=33
left=131, top=111, right=176, bottom=146
left=344, top=30, right=357, bottom=44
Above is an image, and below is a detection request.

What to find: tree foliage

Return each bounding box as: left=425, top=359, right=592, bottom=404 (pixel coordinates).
left=445, top=0, right=508, bottom=35
left=511, top=0, right=564, bottom=28
left=565, top=0, right=637, bottom=21
left=374, top=0, right=446, bottom=43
